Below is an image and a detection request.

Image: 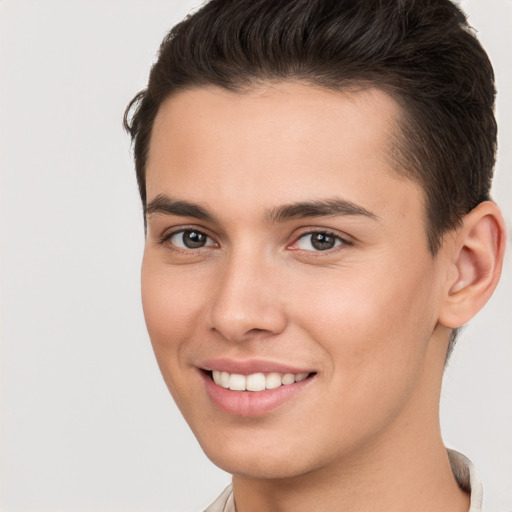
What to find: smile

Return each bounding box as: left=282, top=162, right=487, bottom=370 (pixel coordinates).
left=211, top=370, right=310, bottom=391
left=200, top=365, right=316, bottom=417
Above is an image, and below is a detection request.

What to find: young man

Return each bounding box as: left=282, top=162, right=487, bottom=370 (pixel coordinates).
left=124, top=1, right=506, bottom=510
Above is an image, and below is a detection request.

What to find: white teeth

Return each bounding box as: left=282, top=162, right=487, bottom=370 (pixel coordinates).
left=282, top=373, right=295, bottom=385
left=246, top=373, right=266, bottom=391
left=220, top=371, right=230, bottom=388
left=229, top=373, right=246, bottom=391
left=265, top=372, right=282, bottom=389
left=210, top=370, right=311, bottom=391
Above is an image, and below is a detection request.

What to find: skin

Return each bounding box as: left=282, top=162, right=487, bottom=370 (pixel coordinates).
left=141, top=83, right=505, bottom=511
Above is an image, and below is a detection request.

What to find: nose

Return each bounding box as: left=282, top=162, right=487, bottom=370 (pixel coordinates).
left=208, top=250, right=287, bottom=343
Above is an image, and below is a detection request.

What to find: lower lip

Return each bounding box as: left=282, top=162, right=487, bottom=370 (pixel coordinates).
left=200, top=371, right=314, bottom=417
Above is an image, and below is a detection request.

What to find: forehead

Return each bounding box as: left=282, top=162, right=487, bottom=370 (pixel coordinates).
left=146, top=82, right=422, bottom=223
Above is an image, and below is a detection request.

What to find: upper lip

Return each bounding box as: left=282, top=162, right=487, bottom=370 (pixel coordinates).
left=199, top=358, right=315, bottom=375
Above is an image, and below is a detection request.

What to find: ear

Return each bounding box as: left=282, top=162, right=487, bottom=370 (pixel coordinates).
left=438, top=201, right=507, bottom=329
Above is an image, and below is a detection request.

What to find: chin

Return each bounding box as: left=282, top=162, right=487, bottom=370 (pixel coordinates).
left=194, top=427, right=321, bottom=479
left=208, top=449, right=310, bottom=480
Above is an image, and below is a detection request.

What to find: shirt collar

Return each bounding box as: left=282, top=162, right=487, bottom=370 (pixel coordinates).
left=447, top=449, right=483, bottom=512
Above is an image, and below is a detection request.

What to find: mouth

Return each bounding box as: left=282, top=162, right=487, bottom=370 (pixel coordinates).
left=204, top=369, right=315, bottom=391
left=199, top=367, right=317, bottom=417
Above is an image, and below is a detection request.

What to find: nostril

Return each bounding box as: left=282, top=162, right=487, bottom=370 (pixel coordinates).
left=248, top=328, right=268, bottom=335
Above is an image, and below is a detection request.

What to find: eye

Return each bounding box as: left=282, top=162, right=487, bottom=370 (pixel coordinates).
left=294, top=231, right=344, bottom=251
left=166, top=229, right=216, bottom=249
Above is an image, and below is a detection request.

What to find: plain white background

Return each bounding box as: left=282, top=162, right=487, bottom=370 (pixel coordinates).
left=0, top=1, right=510, bottom=511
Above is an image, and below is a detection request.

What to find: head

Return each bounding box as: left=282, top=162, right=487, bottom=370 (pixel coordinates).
left=124, top=0, right=505, bottom=481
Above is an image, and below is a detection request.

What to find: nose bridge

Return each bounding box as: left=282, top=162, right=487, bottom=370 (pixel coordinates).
left=209, top=245, right=286, bottom=342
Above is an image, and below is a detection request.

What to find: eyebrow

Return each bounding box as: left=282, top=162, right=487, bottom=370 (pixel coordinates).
left=145, top=194, right=380, bottom=223
left=146, top=194, right=215, bottom=221
left=265, top=198, right=380, bottom=223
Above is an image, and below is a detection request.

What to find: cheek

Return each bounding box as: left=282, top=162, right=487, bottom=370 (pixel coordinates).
left=140, top=254, right=209, bottom=370
left=284, top=263, right=439, bottom=457
left=140, top=254, right=218, bottom=419
left=293, top=256, right=439, bottom=395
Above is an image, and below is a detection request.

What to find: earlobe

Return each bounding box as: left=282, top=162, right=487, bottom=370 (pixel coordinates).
left=439, top=201, right=506, bottom=329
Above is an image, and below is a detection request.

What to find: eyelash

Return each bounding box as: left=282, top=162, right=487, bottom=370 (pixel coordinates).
left=159, top=228, right=351, bottom=254
left=160, top=228, right=217, bottom=253
left=291, top=230, right=351, bottom=253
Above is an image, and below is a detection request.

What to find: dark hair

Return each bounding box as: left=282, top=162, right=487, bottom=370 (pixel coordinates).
left=124, top=0, right=497, bottom=353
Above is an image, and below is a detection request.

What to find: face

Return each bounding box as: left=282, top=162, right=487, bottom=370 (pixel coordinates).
left=142, top=83, right=449, bottom=479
